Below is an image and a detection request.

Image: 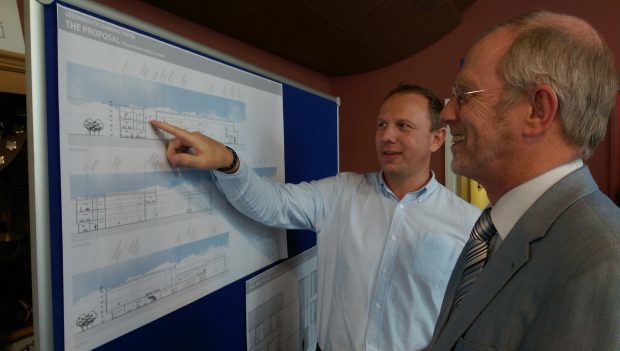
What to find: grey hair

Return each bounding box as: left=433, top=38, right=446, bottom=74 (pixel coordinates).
left=489, top=10, right=617, bottom=159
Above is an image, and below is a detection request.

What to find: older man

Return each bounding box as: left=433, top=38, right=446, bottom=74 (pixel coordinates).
left=429, top=10, right=620, bottom=350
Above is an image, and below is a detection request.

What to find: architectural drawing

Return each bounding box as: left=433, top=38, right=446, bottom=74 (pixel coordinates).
left=74, top=189, right=212, bottom=233
left=72, top=234, right=228, bottom=335
left=57, top=5, right=287, bottom=350
left=66, top=62, right=244, bottom=144
left=246, top=248, right=318, bottom=351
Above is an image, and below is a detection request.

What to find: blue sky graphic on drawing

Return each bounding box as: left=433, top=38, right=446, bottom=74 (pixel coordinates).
left=66, top=62, right=245, bottom=122
left=72, top=232, right=229, bottom=301
left=69, top=169, right=213, bottom=198
left=69, top=168, right=276, bottom=198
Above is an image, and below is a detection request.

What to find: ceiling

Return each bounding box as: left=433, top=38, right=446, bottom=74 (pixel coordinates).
left=143, top=0, right=476, bottom=76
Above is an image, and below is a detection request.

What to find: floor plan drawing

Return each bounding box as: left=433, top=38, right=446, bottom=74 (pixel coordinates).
left=57, top=5, right=287, bottom=350
left=246, top=247, right=318, bottom=351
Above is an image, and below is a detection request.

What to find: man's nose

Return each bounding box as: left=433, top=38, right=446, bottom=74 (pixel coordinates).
left=440, top=99, right=458, bottom=124
left=379, top=125, right=397, bottom=142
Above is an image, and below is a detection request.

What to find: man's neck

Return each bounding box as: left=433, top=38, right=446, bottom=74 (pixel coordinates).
left=484, top=155, right=581, bottom=204
left=383, top=171, right=432, bottom=200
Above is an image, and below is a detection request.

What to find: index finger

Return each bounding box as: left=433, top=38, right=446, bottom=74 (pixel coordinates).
left=150, top=120, right=192, bottom=140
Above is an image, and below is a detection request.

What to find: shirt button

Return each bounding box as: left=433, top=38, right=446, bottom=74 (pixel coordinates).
left=382, top=269, right=387, bottom=274
left=399, top=204, right=404, bottom=209
left=391, top=235, right=396, bottom=241
left=376, top=303, right=381, bottom=309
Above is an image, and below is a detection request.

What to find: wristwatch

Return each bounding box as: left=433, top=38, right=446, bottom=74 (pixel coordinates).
left=217, top=146, right=239, bottom=173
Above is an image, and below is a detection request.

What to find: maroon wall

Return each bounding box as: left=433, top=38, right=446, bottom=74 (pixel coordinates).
left=331, top=0, right=620, bottom=192
left=94, top=0, right=619, bottom=198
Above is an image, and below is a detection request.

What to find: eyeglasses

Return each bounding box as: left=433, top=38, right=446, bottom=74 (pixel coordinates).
left=449, top=86, right=487, bottom=108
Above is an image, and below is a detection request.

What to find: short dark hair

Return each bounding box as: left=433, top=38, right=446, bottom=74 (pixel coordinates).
left=385, top=83, right=444, bottom=131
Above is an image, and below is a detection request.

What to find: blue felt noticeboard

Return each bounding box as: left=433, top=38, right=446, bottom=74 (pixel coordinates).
left=40, top=1, right=338, bottom=349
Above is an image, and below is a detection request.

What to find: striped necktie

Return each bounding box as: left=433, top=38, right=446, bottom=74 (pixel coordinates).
left=451, top=207, right=497, bottom=310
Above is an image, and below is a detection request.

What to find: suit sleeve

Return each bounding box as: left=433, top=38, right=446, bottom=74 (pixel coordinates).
left=519, top=250, right=620, bottom=350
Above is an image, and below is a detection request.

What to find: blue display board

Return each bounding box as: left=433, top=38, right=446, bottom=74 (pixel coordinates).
left=41, top=2, right=338, bottom=349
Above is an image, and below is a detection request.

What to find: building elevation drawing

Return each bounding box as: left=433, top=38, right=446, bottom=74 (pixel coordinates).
left=57, top=5, right=287, bottom=350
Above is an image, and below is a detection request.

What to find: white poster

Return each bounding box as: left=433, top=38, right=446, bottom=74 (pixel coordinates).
left=57, top=5, right=287, bottom=350
left=246, top=248, right=318, bottom=351
left=0, top=0, right=24, bottom=54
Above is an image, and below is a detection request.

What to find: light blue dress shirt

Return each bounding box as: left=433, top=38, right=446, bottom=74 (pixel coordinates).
left=214, top=161, right=480, bottom=351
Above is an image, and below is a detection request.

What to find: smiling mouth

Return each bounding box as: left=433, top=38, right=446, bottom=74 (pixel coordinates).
left=383, top=151, right=401, bottom=160
left=451, top=135, right=465, bottom=144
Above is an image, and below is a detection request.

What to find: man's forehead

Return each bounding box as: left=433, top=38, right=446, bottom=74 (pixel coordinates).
left=457, top=29, right=515, bottom=86
left=479, top=29, right=516, bottom=58
left=454, top=62, right=483, bottom=90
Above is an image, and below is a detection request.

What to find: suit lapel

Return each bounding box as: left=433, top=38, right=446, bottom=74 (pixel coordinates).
left=435, top=218, right=532, bottom=348
left=431, top=167, right=598, bottom=349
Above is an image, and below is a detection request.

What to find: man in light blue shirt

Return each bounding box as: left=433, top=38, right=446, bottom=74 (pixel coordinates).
left=151, top=83, right=480, bottom=350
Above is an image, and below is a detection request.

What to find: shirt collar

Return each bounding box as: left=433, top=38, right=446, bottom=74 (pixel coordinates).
left=491, top=159, right=583, bottom=240
left=378, top=171, right=438, bottom=202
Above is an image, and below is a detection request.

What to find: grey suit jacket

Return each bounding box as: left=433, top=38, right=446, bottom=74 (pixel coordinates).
left=429, top=166, right=620, bottom=351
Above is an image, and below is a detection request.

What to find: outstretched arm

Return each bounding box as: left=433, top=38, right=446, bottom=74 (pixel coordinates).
left=151, top=120, right=336, bottom=231
left=150, top=120, right=239, bottom=173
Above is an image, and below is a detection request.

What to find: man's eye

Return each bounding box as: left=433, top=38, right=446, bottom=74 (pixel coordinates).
left=377, top=121, right=387, bottom=129
left=397, top=122, right=410, bottom=129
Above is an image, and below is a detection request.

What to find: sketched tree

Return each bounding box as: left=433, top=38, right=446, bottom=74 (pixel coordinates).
left=76, top=311, right=98, bottom=331
left=84, top=118, right=105, bottom=135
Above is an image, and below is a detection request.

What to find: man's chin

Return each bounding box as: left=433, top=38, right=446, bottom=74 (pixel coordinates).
left=451, top=160, right=473, bottom=178
left=381, top=167, right=404, bottom=179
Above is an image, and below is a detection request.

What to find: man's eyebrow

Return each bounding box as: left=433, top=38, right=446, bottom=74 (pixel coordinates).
left=455, top=81, right=480, bottom=93
left=454, top=80, right=471, bottom=89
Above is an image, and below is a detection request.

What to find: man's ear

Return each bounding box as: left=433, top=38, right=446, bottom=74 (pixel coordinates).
left=525, top=84, right=559, bottom=136
left=430, top=127, right=446, bottom=152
